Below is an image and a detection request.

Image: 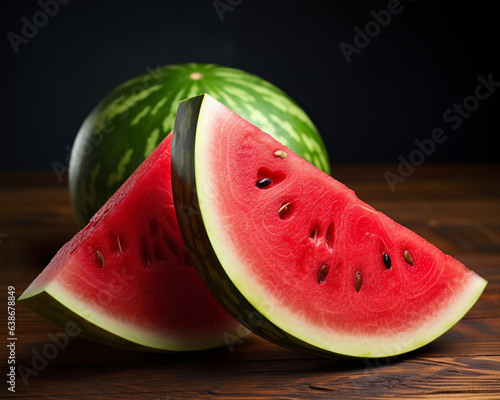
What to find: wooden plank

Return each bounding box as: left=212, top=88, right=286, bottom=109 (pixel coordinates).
left=6, top=355, right=500, bottom=399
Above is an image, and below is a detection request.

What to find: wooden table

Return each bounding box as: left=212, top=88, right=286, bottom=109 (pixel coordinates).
left=1, top=164, right=499, bottom=399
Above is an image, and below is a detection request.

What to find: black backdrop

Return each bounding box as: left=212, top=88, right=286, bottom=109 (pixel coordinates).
left=1, top=0, right=498, bottom=172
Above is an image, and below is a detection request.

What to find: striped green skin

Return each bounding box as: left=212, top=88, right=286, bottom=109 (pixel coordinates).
left=69, top=63, right=330, bottom=227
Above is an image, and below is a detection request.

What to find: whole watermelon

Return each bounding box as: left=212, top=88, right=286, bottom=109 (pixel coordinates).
left=69, top=63, right=330, bottom=227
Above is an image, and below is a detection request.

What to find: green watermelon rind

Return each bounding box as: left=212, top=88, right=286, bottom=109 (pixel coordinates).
left=70, top=63, right=330, bottom=227
left=172, top=94, right=488, bottom=358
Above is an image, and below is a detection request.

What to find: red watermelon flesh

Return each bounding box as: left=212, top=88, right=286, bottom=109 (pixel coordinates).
left=171, top=94, right=487, bottom=358
left=19, top=133, right=249, bottom=352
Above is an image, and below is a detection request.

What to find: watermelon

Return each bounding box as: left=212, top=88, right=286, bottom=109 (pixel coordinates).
left=19, top=133, right=250, bottom=352
left=171, top=94, right=487, bottom=358
left=69, top=62, right=330, bottom=228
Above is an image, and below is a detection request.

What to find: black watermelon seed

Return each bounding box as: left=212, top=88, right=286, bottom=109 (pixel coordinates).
left=355, top=272, right=362, bottom=291
left=317, top=265, right=329, bottom=284
left=256, top=177, right=272, bottom=188
left=383, top=253, right=391, bottom=269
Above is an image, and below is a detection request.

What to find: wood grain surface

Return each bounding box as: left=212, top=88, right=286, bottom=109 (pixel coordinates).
left=1, top=164, right=499, bottom=399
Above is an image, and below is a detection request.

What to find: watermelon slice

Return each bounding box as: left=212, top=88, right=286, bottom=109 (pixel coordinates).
left=171, top=94, right=487, bottom=358
left=19, top=133, right=249, bottom=352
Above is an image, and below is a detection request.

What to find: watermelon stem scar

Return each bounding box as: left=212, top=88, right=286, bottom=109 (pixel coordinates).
left=171, top=94, right=487, bottom=358
left=189, top=72, right=204, bottom=80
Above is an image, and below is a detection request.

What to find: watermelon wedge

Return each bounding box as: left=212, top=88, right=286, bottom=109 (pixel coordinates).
left=171, top=94, right=487, bottom=358
left=19, top=133, right=249, bottom=352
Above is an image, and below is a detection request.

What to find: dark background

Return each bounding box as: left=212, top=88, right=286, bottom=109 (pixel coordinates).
left=1, top=0, right=498, bottom=172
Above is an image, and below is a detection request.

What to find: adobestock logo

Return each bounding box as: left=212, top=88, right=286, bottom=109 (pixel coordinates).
left=7, top=0, right=71, bottom=54
left=384, top=73, right=499, bottom=192
left=17, top=321, right=81, bottom=386
left=339, top=0, right=411, bottom=64
left=213, top=0, right=243, bottom=22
